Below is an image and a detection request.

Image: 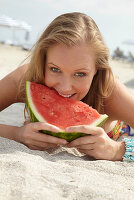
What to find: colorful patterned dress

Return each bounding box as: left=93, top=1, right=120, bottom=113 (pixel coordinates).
left=107, top=120, right=134, bottom=140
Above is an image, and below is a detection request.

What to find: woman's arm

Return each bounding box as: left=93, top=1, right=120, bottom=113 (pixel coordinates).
left=0, top=66, right=68, bottom=149
left=0, top=64, right=28, bottom=111
left=0, top=124, right=20, bottom=142
left=0, top=122, right=68, bottom=150
left=0, top=64, right=27, bottom=143
left=104, top=78, right=134, bottom=128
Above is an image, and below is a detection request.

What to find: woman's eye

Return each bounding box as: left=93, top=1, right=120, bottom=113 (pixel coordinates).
left=50, top=67, right=60, bottom=72
left=75, top=72, right=87, bottom=77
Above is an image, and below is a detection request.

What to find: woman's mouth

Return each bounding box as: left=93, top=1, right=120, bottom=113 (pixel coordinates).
left=58, top=92, right=76, bottom=98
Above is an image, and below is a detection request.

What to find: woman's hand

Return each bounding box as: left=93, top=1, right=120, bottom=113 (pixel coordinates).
left=65, top=125, right=125, bottom=161
left=15, top=122, right=68, bottom=151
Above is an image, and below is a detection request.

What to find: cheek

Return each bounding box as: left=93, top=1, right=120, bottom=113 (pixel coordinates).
left=81, top=83, right=91, bottom=95
left=75, top=79, right=92, bottom=97
left=79, top=77, right=92, bottom=90
left=79, top=72, right=95, bottom=98
left=44, top=71, right=54, bottom=87
left=44, top=73, right=50, bottom=86
left=77, top=82, right=89, bottom=90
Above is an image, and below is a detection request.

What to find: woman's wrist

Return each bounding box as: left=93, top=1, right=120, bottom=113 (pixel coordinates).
left=0, top=124, right=21, bottom=143
left=12, top=126, right=23, bottom=143
left=113, top=141, right=126, bottom=161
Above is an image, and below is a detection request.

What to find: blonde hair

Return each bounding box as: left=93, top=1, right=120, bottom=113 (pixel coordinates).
left=19, top=12, right=114, bottom=113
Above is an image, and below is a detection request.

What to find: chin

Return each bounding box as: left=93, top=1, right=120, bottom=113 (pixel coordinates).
left=71, top=94, right=81, bottom=101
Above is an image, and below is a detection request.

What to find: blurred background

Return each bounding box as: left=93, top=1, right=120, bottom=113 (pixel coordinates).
left=0, top=0, right=134, bottom=59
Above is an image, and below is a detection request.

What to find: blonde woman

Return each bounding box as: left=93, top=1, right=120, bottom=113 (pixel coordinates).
left=0, top=12, right=134, bottom=161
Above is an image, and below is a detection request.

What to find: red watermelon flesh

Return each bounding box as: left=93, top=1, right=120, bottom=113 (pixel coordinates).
left=27, top=81, right=104, bottom=130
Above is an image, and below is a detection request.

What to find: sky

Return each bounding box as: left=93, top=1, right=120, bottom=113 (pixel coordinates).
left=0, top=0, right=134, bottom=55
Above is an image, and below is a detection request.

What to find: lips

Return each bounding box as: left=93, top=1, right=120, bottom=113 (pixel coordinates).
left=58, top=92, right=74, bottom=98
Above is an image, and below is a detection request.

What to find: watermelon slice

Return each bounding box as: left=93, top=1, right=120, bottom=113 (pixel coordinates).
left=26, top=81, right=108, bottom=142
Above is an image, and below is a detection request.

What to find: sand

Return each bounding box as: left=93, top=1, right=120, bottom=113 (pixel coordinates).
left=0, top=44, right=134, bottom=200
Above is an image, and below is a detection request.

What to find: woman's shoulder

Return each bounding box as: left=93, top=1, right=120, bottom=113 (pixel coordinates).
left=12, top=64, right=29, bottom=82
left=3, top=63, right=29, bottom=84
left=104, top=77, right=134, bottom=127
left=104, top=77, right=133, bottom=109
left=0, top=64, right=29, bottom=111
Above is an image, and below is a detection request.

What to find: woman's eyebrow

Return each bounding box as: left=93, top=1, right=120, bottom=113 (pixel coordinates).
left=47, top=62, right=59, bottom=67
left=47, top=62, right=90, bottom=71
left=74, top=67, right=90, bottom=71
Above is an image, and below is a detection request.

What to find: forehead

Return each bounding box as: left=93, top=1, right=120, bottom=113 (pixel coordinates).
left=46, top=43, right=96, bottom=70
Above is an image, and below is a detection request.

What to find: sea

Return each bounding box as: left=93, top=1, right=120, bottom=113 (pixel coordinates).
left=0, top=0, right=134, bottom=56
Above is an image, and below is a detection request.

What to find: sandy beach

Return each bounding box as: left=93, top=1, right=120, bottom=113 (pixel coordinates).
left=0, top=44, right=134, bottom=200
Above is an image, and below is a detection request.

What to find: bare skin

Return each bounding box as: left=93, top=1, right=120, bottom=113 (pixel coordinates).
left=0, top=43, right=134, bottom=160
left=0, top=65, right=68, bottom=150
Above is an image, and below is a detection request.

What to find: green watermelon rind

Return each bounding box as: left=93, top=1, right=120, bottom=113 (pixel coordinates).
left=41, top=130, right=86, bottom=142
left=26, top=81, right=108, bottom=142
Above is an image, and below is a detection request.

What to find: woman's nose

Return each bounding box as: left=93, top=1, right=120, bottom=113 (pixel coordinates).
left=59, top=77, right=73, bottom=92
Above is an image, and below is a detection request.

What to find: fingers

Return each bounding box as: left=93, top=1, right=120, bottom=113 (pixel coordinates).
left=27, top=141, right=57, bottom=150
left=65, top=125, right=103, bottom=135
left=24, top=132, right=65, bottom=151
left=66, top=135, right=95, bottom=148
left=76, top=143, right=94, bottom=150
left=24, top=133, right=66, bottom=150
left=20, top=122, right=68, bottom=151
left=26, top=122, right=68, bottom=144
left=77, top=148, right=95, bottom=157
left=32, top=131, right=68, bottom=145
left=32, top=122, right=63, bottom=133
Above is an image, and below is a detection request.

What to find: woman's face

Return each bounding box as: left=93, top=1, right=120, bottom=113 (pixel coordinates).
left=44, top=43, right=96, bottom=101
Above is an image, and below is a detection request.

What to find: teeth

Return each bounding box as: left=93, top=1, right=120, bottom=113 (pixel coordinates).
left=58, top=92, right=73, bottom=98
